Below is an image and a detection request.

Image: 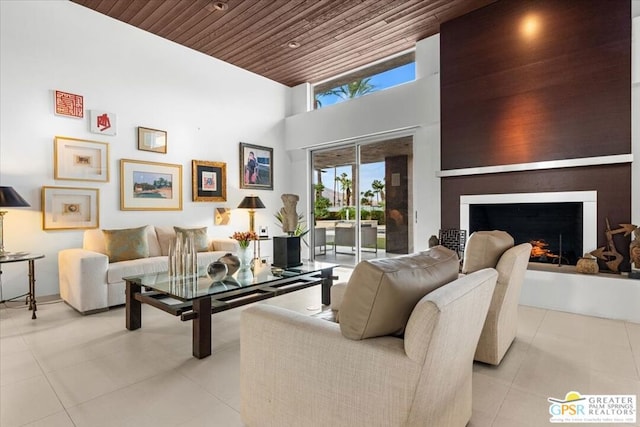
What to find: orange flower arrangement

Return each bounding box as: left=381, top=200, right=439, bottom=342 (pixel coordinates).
left=231, top=231, right=257, bottom=249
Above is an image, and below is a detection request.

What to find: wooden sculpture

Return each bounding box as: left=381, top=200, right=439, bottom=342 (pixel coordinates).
left=590, top=219, right=637, bottom=273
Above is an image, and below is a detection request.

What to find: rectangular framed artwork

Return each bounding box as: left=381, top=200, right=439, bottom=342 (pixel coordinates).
left=192, top=160, right=226, bottom=202
left=214, top=207, right=230, bottom=225
left=54, top=136, right=109, bottom=182
left=120, top=159, right=182, bottom=211
left=54, top=90, right=83, bottom=118
left=89, top=110, right=117, bottom=136
left=239, top=142, right=273, bottom=190
left=42, top=186, right=99, bottom=230
left=137, top=126, right=167, bottom=153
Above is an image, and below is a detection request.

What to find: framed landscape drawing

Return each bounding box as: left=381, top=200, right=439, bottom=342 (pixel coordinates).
left=54, top=136, right=109, bottom=182
left=42, top=186, right=99, bottom=230
left=239, top=142, right=273, bottom=190
left=137, top=126, right=167, bottom=153
left=120, top=159, right=182, bottom=210
left=192, top=160, right=226, bottom=202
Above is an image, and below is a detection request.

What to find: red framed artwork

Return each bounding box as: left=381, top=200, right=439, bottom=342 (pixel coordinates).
left=54, top=90, right=84, bottom=118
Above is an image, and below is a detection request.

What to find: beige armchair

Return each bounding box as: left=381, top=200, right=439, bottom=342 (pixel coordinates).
left=462, top=231, right=532, bottom=365
left=240, top=263, right=498, bottom=426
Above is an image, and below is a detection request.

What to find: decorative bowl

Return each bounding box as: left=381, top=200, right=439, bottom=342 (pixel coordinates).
left=271, top=267, right=284, bottom=277
left=206, top=261, right=228, bottom=282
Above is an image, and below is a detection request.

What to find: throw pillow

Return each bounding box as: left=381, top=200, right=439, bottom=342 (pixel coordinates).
left=174, top=226, right=209, bottom=252
left=461, top=230, right=514, bottom=274
left=339, top=246, right=460, bottom=340
left=102, top=226, right=150, bottom=263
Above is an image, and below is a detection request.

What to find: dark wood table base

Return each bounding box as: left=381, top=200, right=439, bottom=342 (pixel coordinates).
left=125, top=267, right=335, bottom=359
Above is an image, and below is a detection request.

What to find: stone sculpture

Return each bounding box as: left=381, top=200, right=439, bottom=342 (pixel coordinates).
left=280, top=194, right=299, bottom=234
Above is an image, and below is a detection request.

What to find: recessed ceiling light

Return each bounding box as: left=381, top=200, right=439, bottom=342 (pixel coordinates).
left=208, top=2, right=228, bottom=11
left=288, top=41, right=300, bottom=49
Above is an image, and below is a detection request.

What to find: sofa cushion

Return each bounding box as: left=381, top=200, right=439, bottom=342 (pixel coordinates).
left=107, top=256, right=167, bottom=284
left=85, top=226, right=161, bottom=258
left=462, top=231, right=514, bottom=274
left=155, top=226, right=176, bottom=256
left=174, top=226, right=209, bottom=252
left=102, top=226, right=149, bottom=263
left=339, top=246, right=460, bottom=340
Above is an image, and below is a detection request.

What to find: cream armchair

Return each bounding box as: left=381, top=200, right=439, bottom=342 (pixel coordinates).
left=462, top=231, right=532, bottom=365
left=240, top=267, right=498, bottom=427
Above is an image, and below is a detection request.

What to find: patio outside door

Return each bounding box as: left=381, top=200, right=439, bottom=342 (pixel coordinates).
left=311, top=136, right=413, bottom=267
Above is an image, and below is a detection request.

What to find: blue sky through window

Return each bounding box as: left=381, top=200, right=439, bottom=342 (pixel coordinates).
left=315, top=62, right=415, bottom=108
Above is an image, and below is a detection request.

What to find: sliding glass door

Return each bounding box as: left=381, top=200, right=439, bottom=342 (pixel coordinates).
left=311, top=136, right=413, bottom=267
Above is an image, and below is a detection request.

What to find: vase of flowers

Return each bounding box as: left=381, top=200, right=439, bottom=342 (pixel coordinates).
left=231, top=231, right=257, bottom=283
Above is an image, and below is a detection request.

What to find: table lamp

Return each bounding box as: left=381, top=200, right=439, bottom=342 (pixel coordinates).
left=0, top=186, right=30, bottom=255
left=237, top=195, right=265, bottom=233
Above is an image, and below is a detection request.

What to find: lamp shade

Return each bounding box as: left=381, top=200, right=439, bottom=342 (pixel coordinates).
left=0, top=186, right=30, bottom=208
left=237, top=196, right=265, bottom=210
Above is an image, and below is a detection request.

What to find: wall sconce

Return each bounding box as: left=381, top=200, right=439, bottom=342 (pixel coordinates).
left=0, top=186, right=31, bottom=255
left=237, top=196, right=265, bottom=233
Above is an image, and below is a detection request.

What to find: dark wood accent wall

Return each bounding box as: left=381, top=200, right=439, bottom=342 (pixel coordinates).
left=438, top=0, right=633, bottom=270
left=440, top=0, right=631, bottom=170
left=441, top=164, right=632, bottom=270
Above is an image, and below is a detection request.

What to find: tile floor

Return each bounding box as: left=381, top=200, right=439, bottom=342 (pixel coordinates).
left=1, top=272, right=639, bottom=426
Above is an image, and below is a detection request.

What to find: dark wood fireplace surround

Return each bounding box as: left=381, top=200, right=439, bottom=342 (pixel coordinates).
left=439, top=0, right=632, bottom=271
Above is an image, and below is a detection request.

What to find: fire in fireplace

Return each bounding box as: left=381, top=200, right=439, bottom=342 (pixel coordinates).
left=469, top=202, right=583, bottom=265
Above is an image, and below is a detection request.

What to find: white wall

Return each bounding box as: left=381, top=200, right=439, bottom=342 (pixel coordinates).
left=0, top=1, right=289, bottom=298
left=284, top=35, right=443, bottom=252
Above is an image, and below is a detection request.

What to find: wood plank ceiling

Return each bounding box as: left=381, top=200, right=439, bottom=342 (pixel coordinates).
left=71, top=0, right=496, bottom=87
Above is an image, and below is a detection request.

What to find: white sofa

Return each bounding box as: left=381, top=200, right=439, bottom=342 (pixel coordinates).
left=58, top=225, right=239, bottom=314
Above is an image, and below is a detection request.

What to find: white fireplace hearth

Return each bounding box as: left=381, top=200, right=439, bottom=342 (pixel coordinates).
left=459, top=191, right=640, bottom=323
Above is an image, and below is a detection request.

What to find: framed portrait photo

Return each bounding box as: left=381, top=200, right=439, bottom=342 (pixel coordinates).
left=137, top=126, right=167, bottom=154
left=192, top=160, right=226, bottom=202
left=42, top=186, right=99, bottom=230
left=120, top=159, right=182, bottom=211
left=54, top=136, right=109, bottom=182
left=239, top=142, right=273, bottom=190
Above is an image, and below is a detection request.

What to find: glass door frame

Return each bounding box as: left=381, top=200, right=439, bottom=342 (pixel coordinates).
left=308, top=129, right=416, bottom=265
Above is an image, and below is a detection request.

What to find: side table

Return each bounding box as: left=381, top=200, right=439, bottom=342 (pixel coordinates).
left=0, top=253, right=45, bottom=319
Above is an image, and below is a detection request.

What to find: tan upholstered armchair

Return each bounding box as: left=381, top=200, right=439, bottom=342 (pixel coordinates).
left=240, top=250, right=498, bottom=427
left=462, top=231, right=532, bottom=365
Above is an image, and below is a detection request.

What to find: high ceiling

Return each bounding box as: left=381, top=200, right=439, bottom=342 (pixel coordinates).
left=71, top=0, right=496, bottom=87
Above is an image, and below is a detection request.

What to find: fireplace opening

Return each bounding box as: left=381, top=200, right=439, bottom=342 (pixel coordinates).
left=469, top=202, right=583, bottom=265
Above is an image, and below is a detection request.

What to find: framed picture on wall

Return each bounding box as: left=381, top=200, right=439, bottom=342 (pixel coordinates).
left=214, top=207, right=231, bottom=225
left=137, top=126, right=167, bottom=154
left=120, top=159, right=182, bottom=210
left=239, top=142, right=273, bottom=190
left=54, top=136, right=109, bottom=182
left=42, top=186, right=99, bottom=230
left=192, top=160, right=226, bottom=202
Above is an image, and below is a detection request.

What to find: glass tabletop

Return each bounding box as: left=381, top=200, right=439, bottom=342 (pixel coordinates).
left=0, top=252, right=45, bottom=263
left=124, top=260, right=337, bottom=301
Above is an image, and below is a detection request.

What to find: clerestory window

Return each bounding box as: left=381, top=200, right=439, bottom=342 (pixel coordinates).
left=313, top=51, right=415, bottom=109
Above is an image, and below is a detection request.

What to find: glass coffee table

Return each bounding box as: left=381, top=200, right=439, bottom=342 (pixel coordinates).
left=124, top=261, right=338, bottom=359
